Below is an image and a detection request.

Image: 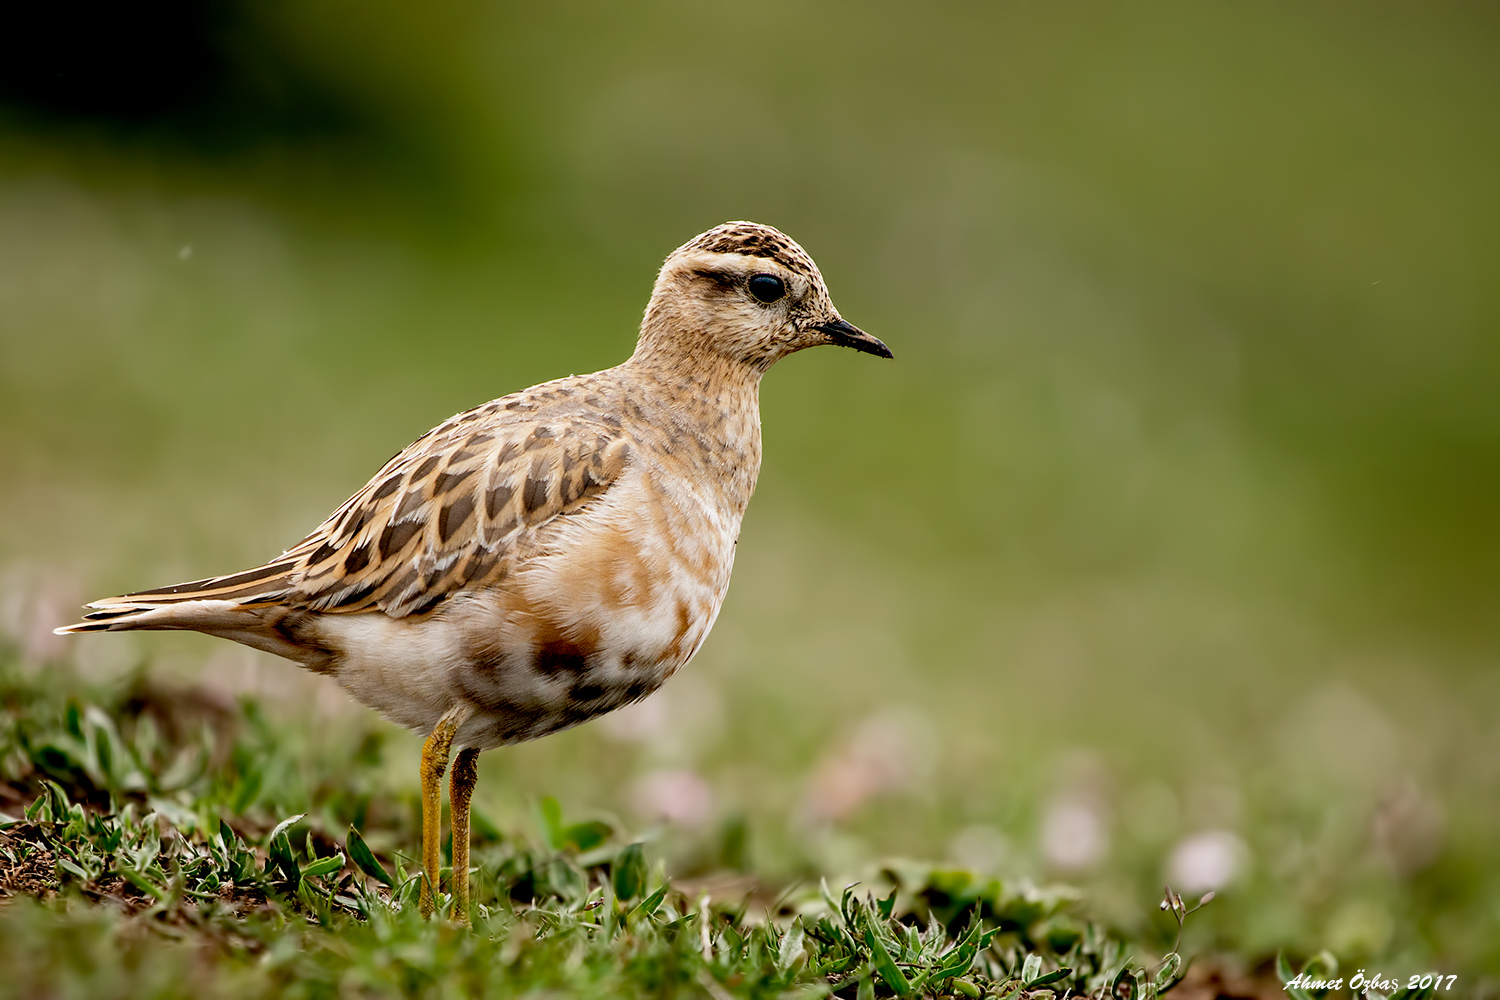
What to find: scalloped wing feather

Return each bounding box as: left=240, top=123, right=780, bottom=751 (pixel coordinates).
left=288, top=414, right=630, bottom=616
left=70, top=400, right=631, bottom=626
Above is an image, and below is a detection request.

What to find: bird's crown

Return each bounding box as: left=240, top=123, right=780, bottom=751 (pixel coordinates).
left=677, top=222, right=822, bottom=280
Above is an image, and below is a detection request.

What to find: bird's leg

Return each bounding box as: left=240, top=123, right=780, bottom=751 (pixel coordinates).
left=418, top=709, right=464, bottom=918
left=448, top=747, right=481, bottom=926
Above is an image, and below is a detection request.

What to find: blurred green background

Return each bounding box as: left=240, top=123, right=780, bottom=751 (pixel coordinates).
left=2, top=0, right=1497, bottom=979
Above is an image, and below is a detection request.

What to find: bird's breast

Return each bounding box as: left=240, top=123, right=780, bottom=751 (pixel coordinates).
left=438, top=462, right=740, bottom=747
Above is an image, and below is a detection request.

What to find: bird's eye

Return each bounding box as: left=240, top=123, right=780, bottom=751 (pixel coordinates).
left=747, top=273, right=786, bottom=304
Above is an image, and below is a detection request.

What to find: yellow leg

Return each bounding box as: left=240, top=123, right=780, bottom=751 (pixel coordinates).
left=418, top=713, right=461, bottom=918
left=449, top=747, right=481, bottom=926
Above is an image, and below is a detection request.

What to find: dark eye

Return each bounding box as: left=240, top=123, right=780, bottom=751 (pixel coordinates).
left=747, top=273, right=785, bottom=304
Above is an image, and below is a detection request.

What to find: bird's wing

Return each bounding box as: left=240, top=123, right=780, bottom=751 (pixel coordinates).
left=73, top=400, right=632, bottom=624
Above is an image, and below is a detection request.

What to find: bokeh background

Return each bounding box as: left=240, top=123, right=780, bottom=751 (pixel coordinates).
left=2, top=0, right=1497, bottom=978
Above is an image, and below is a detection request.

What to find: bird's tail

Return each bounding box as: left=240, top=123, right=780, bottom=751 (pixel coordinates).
left=54, top=560, right=299, bottom=635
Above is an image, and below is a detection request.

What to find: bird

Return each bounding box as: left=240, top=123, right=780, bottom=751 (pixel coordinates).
left=56, top=221, right=892, bottom=923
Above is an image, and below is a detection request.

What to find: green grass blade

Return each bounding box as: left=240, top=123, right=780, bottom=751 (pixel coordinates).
left=861, top=908, right=912, bottom=996
left=346, top=826, right=394, bottom=886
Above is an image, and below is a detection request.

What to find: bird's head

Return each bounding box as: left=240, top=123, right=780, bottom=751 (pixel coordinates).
left=635, top=221, right=891, bottom=372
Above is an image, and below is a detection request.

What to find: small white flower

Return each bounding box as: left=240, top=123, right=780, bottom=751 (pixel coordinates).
left=1041, top=797, right=1107, bottom=871
left=1167, top=830, right=1247, bottom=893
left=800, top=707, right=935, bottom=822
left=633, top=768, right=715, bottom=827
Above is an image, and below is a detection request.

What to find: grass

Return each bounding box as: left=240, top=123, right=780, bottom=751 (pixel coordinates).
left=0, top=651, right=1450, bottom=999
left=0, top=652, right=1213, bottom=999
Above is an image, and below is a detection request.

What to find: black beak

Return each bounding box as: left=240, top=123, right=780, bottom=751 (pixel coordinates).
left=818, top=318, right=893, bottom=359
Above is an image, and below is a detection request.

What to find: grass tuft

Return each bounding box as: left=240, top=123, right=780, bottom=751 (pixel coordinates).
left=0, top=653, right=1411, bottom=998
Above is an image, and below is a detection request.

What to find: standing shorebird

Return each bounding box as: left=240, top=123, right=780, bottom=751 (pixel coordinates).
left=56, top=222, right=891, bottom=922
